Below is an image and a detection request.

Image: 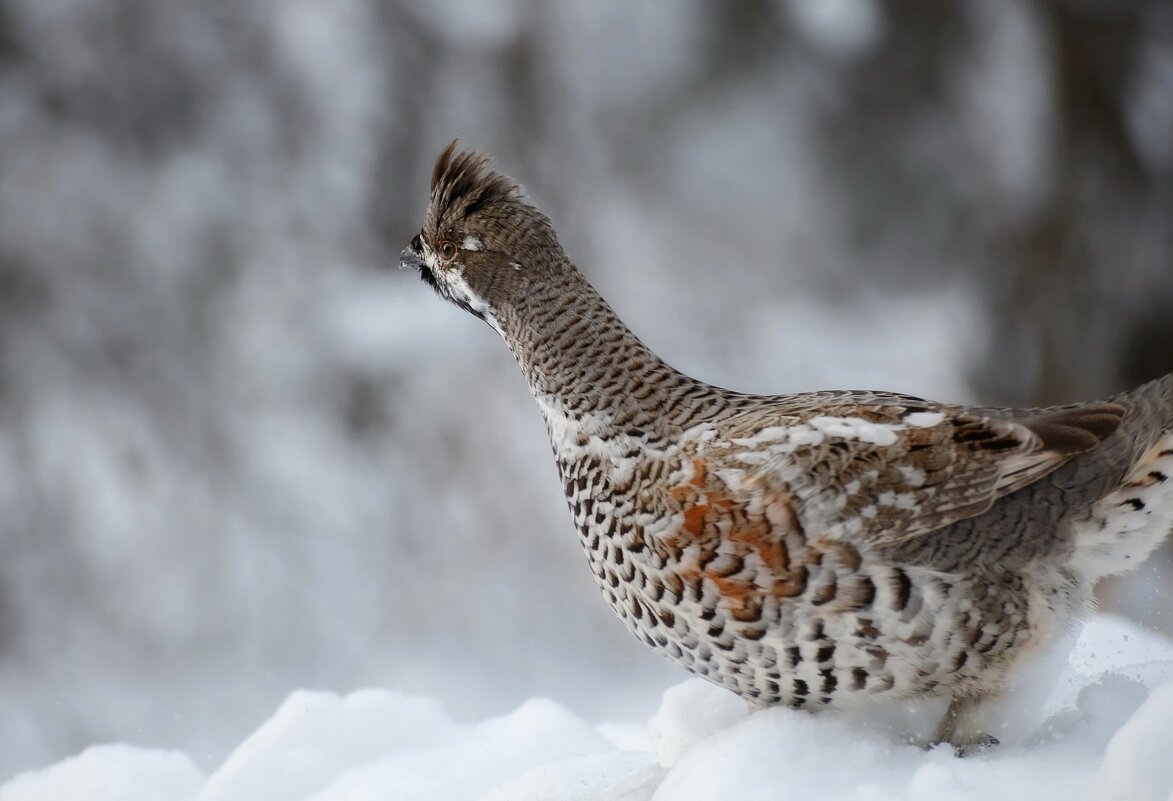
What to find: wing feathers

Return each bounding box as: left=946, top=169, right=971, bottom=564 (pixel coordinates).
left=723, top=400, right=1124, bottom=550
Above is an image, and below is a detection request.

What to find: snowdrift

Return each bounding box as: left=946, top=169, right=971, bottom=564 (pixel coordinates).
left=4, top=615, right=1172, bottom=801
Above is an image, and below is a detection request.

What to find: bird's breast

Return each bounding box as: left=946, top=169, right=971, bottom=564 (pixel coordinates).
left=556, top=445, right=1043, bottom=710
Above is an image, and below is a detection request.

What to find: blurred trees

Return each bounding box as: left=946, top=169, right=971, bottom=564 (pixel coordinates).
left=0, top=0, right=1170, bottom=776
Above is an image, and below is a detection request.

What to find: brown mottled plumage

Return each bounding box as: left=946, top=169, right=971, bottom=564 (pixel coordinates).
left=400, top=141, right=1173, bottom=754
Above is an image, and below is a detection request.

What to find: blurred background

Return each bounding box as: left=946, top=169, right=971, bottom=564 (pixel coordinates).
left=1, top=0, right=1171, bottom=778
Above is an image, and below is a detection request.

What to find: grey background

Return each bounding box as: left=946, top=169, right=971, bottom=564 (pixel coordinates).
left=1, top=0, right=1171, bottom=778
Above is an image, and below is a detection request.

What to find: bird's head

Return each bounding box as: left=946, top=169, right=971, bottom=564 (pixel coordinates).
left=400, top=141, right=565, bottom=326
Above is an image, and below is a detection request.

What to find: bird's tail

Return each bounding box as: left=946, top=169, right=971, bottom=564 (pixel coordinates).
left=1113, top=371, right=1173, bottom=438
left=1069, top=371, right=1173, bottom=581
left=1163, top=371, right=1173, bottom=434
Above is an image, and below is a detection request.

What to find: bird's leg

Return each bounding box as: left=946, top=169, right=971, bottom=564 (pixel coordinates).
left=930, top=694, right=1000, bottom=757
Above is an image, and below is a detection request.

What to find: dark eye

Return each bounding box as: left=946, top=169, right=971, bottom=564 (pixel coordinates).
left=439, top=241, right=457, bottom=261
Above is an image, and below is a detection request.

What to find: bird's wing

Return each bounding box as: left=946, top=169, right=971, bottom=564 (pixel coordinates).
left=716, top=397, right=1124, bottom=548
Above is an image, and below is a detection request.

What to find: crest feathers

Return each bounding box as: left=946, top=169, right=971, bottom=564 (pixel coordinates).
left=429, top=140, right=522, bottom=224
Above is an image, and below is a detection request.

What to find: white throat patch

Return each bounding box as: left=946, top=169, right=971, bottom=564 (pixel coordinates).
left=444, top=269, right=503, bottom=337
left=445, top=271, right=491, bottom=315
left=421, top=242, right=502, bottom=336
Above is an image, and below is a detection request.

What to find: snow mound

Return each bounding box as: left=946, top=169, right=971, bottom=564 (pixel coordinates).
left=4, top=615, right=1172, bottom=801
left=0, top=746, right=202, bottom=801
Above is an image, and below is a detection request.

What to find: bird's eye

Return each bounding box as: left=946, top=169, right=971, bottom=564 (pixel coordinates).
left=439, top=241, right=457, bottom=261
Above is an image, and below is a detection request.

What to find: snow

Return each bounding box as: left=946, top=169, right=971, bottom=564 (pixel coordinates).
left=4, top=615, right=1172, bottom=801
left=1098, top=682, right=1173, bottom=801
left=0, top=747, right=202, bottom=801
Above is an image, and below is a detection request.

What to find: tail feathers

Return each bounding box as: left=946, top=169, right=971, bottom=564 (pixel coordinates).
left=1021, top=403, right=1125, bottom=456
left=1101, top=371, right=1173, bottom=465
left=1147, top=370, right=1173, bottom=434
left=1165, top=372, right=1173, bottom=434
left=1070, top=432, right=1173, bottom=580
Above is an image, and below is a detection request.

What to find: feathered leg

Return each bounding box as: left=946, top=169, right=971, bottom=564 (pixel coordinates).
left=931, top=694, right=1000, bottom=756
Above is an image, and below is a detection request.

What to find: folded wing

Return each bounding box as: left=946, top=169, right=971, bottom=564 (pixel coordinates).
left=725, top=399, right=1124, bottom=548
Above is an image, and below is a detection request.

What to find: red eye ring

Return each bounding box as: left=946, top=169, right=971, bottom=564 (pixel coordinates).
left=439, top=241, right=457, bottom=261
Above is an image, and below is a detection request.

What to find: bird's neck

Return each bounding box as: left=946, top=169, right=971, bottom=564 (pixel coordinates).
left=494, top=267, right=690, bottom=441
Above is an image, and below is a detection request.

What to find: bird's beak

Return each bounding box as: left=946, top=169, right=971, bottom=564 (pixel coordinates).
left=399, top=247, right=423, bottom=271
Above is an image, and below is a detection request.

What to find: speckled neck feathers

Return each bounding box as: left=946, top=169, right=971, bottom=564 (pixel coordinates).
left=496, top=267, right=705, bottom=437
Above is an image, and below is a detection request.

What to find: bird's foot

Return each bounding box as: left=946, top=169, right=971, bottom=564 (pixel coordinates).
left=929, top=695, right=1000, bottom=757
left=941, top=732, right=1000, bottom=758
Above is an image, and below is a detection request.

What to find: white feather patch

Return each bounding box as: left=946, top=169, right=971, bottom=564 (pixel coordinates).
left=904, top=411, right=945, bottom=428
left=442, top=271, right=504, bottom=337
left=808, top=416, right=901, bottom=447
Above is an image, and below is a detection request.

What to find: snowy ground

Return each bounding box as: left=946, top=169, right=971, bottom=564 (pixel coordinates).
left=4, top=615, right=1172, bottom=801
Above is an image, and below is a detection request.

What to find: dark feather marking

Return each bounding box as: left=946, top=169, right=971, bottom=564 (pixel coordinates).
left=855, top=619, right=881, bottom=639
left=811, top=577, right=838, bottom=606
left=852, top=576, right=876, bottom=609
left=891, top=569, right=912, bottom=611
left=851, top=667, right=868, bottom=690
left=1022, top=403, right=1125, bottom=455
left=820, top=668, right=837, bottom=695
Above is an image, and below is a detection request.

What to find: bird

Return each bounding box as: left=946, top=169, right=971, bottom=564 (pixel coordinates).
left=400, top=141, right=1173, bottom=754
